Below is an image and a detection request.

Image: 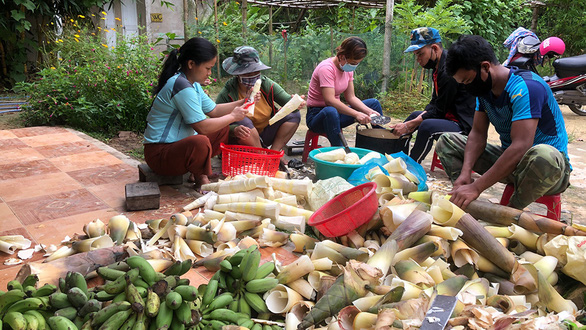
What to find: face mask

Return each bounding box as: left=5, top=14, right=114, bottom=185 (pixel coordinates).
left=239, top=73, right=261, bottom=87
left=339, top=57, right=359, bottom=72
left=423, top=48, right=438, bottom=70
left=465, top=66, right=493, bottom=96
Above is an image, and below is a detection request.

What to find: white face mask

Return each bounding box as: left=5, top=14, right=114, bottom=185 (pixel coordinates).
left=239, top=73, right=261, bottom=87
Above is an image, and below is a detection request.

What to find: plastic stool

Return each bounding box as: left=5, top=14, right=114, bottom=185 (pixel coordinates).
left=499, top=183, right=562, bottom=221
left=302, top=130, right=328, bottom=163
left=430, top=150, right=444, bottom=172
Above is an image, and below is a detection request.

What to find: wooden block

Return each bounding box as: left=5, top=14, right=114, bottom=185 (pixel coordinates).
left=138, top=163, right=184, bottom=185
left=125, top=182, right=160, bottom=211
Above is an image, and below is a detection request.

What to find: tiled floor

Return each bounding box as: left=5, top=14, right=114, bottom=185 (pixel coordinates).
left=0, top=126, right=298, bottom=289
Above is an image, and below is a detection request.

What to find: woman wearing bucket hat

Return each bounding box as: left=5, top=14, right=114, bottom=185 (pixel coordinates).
left=306, top=36, right=383, bottom=146
left=216, top=46, right=305, bottom=161
left=143, top=37, right=250, bottom=187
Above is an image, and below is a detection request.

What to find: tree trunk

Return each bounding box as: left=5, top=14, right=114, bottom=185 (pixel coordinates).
left=380, top=0, right=395, bottom=94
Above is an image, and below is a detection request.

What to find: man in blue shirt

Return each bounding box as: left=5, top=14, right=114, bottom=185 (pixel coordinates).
left=436, top=35, right=571, bottom=210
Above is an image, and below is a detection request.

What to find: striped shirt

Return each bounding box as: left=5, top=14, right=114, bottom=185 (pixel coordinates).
left=476, top=68, right=569, bottom=160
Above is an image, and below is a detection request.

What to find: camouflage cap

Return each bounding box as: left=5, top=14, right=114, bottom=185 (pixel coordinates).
left=222, top=46, right=271, bottom=75
left=404, top=27, right=442, bottom=53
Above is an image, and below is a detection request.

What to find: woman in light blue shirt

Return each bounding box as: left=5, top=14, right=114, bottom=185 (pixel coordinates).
left=144, top=38, right=249, bottom=186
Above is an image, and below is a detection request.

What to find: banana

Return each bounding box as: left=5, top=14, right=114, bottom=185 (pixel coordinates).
left=165, top=291, right=183, bottom=310
left=97, top=267, right=126, bottom=281
left=67, top=272, right=88, bottom=297
left=6, top=280, right=23, bottom=292
left=80, top=319, right=92, bottom=330
left=91, top=301, right=131, bottom=327
left=58, top=278, right=67, bottom=293
left=125, top=281, right=145, bottom=313
left=24, top=310, right=47, bottom=330
left=54, top=306, right=78, bottom=321
left=174, top=301, right=192, bottom=325
left=5, top=297, right=44, bottom=314
left=112, top=292, right=127, bottom=303
left=133, top=312, right=147, bottom=330
left=176, top=278, right=190, bottom=286
left=155, top=298, right=173, bottom=330
left=67, top=287, right=88, bottom=308
left=77, top=299, right=101, bottom=318
left=178, top=259, right=193, bottom=276
left=162, top=275, right=179, bottom=290
left=101, top=268, right=139, bottom=294
left=238, top=319, right=255, bottom=328
left=48, top=315, right=77, bottom=330
left=230, top=266, right=243, bottom=280
left=243, top=292, right=268, bottom=313
left=209, top=320, right=226, bottom=330
left=201, top=279, right=218, bottom=307
left=244, top=278, right=279, bottom=293
left=134, top=278, right=150, bottom=289
left=145, top=289, right=160, bottom=318
left=228, top=249, right=248, bottom=266
left=205, top=308, right=240, bottom=324
left=241, top=247, right=261, bottom=282
left=163, top=261, right=182, bottom=276
left=119, top=312, right=137, bottom=330
left=126, top=256, right=157, bottom=286
left=219, top=260, right=233, bottom=273
left=4, top=311, right=27, bottom=329
left=238, top=295, right=252, bottom=317
left=23, top=312, right=38, bottom=329
left=49, top=292, right=72, bottom=309
left=250, top=323, right=263, bottom=330
left=254, top=262, right=275, bottom=279
left=94, top=290, right=117, bottom=302
left=171, top=317, right=186, bottom=330
left=73, top=316, right=85, bottom=329
left=107, top=261, right=130, bottom=271
left=172, top=285, right=198, bottom=302
left=99, top=309, right=133, bottom=330
left=0, top=289, right=27, bottom=313
left=24, top=286, right=36, bottom=297
left=33, top=283, right=57, bottom=297
left=228, top=299, right=239, bottom=313
left=263, top=325, right=272, bottom=330
left=206, top=292, right=234, bottom=311
left=22, top=274, right=39, bottom=289
left=226, top=275, right=236, bottom=292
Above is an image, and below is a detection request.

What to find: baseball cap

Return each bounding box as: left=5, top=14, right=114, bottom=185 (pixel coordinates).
left=222, top=46, right=271, bottom=75
left=404, top=27, right=442, bottom=53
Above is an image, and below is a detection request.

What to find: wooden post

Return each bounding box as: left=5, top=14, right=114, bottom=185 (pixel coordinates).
left=380, top=0, right=395, bottom=94
left=418, top=68, right=425, bottom=93
left=269, top=6, right=273, bottom=66
left=330, top=26, right=334, bottom=56
left=214, top=0, right=220, bottom=78
left=242, top=0, right=247, bottom=42
left=183, top=0, right=188, bottom=39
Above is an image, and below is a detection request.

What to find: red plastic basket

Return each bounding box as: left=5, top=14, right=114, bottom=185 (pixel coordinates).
left=308, top=182, right=378, bottom=237
left=220, top=143, right=284, bottom=177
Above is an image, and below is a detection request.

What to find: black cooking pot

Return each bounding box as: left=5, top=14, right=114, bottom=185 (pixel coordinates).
left=355, top=124, right=410, bottom=155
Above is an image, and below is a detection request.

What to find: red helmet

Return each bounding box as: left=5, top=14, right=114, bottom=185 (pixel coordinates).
left=540, top=37, right=565, bottom=57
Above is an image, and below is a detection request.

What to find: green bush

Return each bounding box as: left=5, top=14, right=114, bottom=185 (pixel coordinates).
left=15, top=16, right=159, bottom=135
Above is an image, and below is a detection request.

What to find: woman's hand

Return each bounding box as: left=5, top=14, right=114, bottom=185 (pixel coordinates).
left=355, top=112, right=371, bottom=124
left=246, top=88, right=262, bottom=104
left=298, top=95, right=307, bottom=110
left=234, top=125, right=251, bottom=139
left=201, top=78, right=213, bottom=86
left=230, top=106, right=249, bottom=122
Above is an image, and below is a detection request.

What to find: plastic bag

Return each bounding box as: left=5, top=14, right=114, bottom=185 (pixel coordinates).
left=347, top=151, right=428, bottom=191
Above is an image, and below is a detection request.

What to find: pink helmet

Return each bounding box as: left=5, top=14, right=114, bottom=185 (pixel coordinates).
left=540, top=37, right=565, bottom=57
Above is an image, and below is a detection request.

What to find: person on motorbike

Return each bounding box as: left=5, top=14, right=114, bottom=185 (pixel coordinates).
left=389, top=27, right=476, bottom=163
left=436, top=34, right=571, bottom=210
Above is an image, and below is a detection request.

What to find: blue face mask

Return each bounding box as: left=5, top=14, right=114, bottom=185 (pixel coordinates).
left=339, top=58, right=359, bottom=72
left=239, top=73, right=261, bottom=87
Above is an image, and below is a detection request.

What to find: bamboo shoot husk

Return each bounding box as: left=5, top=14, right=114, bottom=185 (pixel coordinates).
left=346, top=230, right=364, bottom=248
left=240, top=218, right=274, bottom=238
left=466, top=200, right=586, bottom=236
left=173, top=236, right=196, bottom=261
left=268, top=178, right=313, bottom=198
left=257, top=197, right=313, bottom=221
left=83, top=218, right=106, bottom=238
left=484, top=274, right=516, bottom=295
left=312, top=258, right=334, bottom=271
left=285, top=301, right=314, bottom=330
left=417, top=235, right=450, bottom=258
left=508, top=224, right=539, bottom=251
left=380, top=202, right=420, bottom=231
left=203, top=210, right=225, bottom=223
left=383, top=157, right=406, bottom=174
left=509, top=239, right=527, bottom=255
left=532, top=255, right=557, bottom=279
left=216, top=222, right=237, bottom=242
left=44, top=246, right=76, bottom=263
left=237, top=236, right=258, bottom=250
left=185, top=224, right=217, bottom=244
left=519, top=251, right=543, bottom=263
left=450, top=239, right=479, bottom=267
left=258, top=228, right=289, bottom=247
left=476, top=255, right=509, bottom=278
left=430, top=198, right=465, bottom=227
left=535, top=233, right=556, bottom=255
left=310, top=244, right=347, bottom=266
left=484, top=225, right=513, bottom=238
left=269, top=94, right=304, bottom=125
left=526, top=263, right=577, bottom=313
left=185, top=239, right=213, bottom=257
left=275, top=215, right=306, bottom=233
left=108, top=214, right=130, bottom=245
left=388, top=276, right=423, bottom=301
left=201, top=176, right=270, bottom=194
left=308, top=271, right=336, bottom=291
left=183, top=192, right=217, bottom=211
left=217, top=189, right=265, bottom=204
left=288, top=278, right=316, bottom=300
left=408, top=191, right=432, bottom=204
left=393, top=259, right=436, bottom=288
left=352, top=295, right=384, bottom=312
left=290, top=232, right=318, bottom=253
left=277, top=255, right=316, bottom=284
left=427, top=224, right=463, bottom=241
left=266, top=284, right=305, bottom=314
left=214, top=202, right=280, bottom=219
left=229, top=219, right=260, bottom=233
left=72, top=235, right=114, bottom=252
left=320, top=240, right=369, bottom=262
left=392, top=242, right=437, bottom=265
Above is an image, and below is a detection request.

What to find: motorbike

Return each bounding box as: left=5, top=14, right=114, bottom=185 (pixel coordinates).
left=506, top=33, right=586, bottom=116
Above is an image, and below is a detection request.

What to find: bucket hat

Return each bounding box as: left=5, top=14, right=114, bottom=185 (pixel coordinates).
left=222, top=46, right=271, bottom=75
left=404, top=27, right=442, bottom=53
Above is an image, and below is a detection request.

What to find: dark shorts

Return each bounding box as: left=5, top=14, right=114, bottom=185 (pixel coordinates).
left=233, top=111, right=301, bottom=147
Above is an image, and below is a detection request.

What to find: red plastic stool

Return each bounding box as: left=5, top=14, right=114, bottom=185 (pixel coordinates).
left=430, top=150, right=444, bottom=172
left=302, top=130, right=328, bottom=163
left=499, top=183, right=562, bottom=221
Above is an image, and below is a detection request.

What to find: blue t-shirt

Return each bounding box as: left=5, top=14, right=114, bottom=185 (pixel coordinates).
left=144, top=72, right=216, bottom=144
left=476, top=68, right=569, bottom=161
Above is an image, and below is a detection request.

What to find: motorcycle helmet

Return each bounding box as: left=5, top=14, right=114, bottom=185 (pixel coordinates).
left=540, top=37, right=565, bottom=57
left=517, top=36, right=541, bottom=54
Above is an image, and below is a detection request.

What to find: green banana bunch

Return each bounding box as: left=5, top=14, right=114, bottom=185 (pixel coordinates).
left=32, top=283, right=57, bottom=297
left=126, top=256, right=157, bottom=286
left=164, top=259, right=192, bottom=276
left=91, top=301, right=131, bottom=328
left=125, top=280, right=145, bottom=313
left=98, top=308, right=133, bottom=330
left=145, top=289, right=160, bottom=318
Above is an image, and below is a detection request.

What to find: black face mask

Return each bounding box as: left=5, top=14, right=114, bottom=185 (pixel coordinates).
left=466, top=66, right=493, bottom=96
left=423, top=48, right=438, bottom=70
